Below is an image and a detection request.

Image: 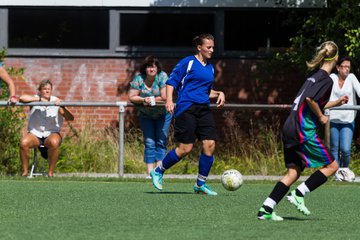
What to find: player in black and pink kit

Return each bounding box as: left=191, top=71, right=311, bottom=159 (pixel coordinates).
left=257, top=41, right=349, bottom=221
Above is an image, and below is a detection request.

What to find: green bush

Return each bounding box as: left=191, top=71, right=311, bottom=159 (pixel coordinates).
left=4, top=110, right=360, bottom=176
left=0, top=106, right=25, bottom=175
left=57, top=122, right=120, bottom=173
left=54, top=117, right=357, bottom=176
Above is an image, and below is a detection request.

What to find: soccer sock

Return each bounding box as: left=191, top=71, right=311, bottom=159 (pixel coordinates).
left=155, top=162, right=166, bottom=174
left=262, top=181, right=289, bottom=212
left=301, top=170, right=328, bottom=193
left=155, top=149, right=180, bottom=174
left=196, top=154, right=214, bottom=187
left=295, top=182, right=310, bottom=197
left=263, top=198, right=277, bottom=212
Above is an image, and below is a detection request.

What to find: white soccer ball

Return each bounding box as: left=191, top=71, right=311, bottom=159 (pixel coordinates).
left=335, top=168, right=355, bottom=182
left=221, top=169, right=243, bottom=191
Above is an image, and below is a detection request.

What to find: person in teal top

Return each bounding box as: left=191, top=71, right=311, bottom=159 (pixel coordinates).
left=129, top=56, right=172, bottom=178
left=0, top=61, right=17, bottom=104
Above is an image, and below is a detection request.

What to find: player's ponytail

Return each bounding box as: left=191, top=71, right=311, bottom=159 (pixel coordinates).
left=306, top=41, right=338, bottom=70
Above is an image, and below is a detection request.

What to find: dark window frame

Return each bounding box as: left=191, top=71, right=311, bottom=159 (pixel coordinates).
left=114, top=9, right=217, bottom=58
left=0, top=7, right=309, bottom=59
left=8, top=8, right=110, bottom=50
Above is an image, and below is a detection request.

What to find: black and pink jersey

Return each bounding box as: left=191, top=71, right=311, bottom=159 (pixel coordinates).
left=282, top=69, right=333, bottom=148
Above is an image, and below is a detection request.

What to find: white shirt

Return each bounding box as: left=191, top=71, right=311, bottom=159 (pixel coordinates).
left=329, top=73, right=360, bottom=123
left=28, top=95, right=63, bottom=138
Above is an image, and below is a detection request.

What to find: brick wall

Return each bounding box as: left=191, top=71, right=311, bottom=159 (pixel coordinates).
left=6, top=57, right=303, bottom=139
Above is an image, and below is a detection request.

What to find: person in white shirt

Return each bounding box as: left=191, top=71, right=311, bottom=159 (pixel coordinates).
left=19, top=80, right=74, bottom=177
left=329, top=56, right=360, bottom=181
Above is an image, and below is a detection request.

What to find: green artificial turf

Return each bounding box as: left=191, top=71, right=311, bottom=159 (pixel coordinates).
left=0, top=178, right=359, bottom=240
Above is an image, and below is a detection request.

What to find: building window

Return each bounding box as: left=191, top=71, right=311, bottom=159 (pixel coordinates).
left=3, top=7, right=311, bottom=57
left=8, top=8, right=109, bottom=49
left=119, top=12, right=215, bottom=47
left=224, top=9, right=306, bottom=51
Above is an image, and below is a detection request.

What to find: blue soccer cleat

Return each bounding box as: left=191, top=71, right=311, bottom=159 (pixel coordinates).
left=150, top=169, right=163, bottom=191
left=193, top=184, right=218, bottom=196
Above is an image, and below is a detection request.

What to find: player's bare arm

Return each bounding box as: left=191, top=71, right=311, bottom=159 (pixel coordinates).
left=19, top=95, right=41, bottom=102
left=0, top=66, right=16, bottom=103
left=209, top=90, right=225, bottom=107
left=324, top=95, right=349, bottom=109
left=305, top=97, right=328, bottom=125
left=55, top=98, right=74, bottom=121
left=165, top=85, right=175, bottom=114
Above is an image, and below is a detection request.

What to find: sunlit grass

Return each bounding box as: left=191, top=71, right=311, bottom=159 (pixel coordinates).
left=1, top=178, right=359, bottom=240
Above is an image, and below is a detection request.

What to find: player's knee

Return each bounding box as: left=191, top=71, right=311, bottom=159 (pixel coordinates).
left=20, top=138, right=32, bottom=148
left=183, top=147, right=193, bottom=155
left=203, top=140, right=215, bottom=154
left=177, top=145, right=193, bottom=156
left=330, top=160, right=339, bottom=172
left=46, top=139, right=60, bottom=149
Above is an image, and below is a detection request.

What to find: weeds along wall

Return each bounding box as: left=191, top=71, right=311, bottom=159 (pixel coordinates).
left=6, top=57, right=304, bottom=140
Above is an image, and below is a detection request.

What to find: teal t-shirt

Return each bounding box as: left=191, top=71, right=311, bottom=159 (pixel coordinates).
left=130, top=71, right=168, bottom=119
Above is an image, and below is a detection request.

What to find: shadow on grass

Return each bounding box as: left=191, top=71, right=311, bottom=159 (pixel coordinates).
left=283, top=216, right=318, bottom=221
left=145, top=191, right=193, bottom=195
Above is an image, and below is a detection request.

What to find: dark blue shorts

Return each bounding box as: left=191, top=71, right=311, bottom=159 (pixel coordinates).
left=174, top=104, right=217, bottom=144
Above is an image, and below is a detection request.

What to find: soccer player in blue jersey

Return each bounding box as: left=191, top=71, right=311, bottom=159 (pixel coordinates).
left=257, top=41, right=349, bottom=221
left=150, top=33, right=225, bottom=195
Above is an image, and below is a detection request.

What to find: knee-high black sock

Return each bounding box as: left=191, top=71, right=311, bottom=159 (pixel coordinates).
left=269, top=181, right=290, bottom=203
left=304, top=170, right=328, bottom=192
left=262, top=181, right=289, bottom=212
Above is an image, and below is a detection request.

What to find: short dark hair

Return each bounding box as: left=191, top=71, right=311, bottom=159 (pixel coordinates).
left=337, top=56, right=352, bottom=66
left=193, top=34, right=214, bottom=48
left=139, top=56, right=162, bottom=75
left=38, top=79, right=53, bottom=91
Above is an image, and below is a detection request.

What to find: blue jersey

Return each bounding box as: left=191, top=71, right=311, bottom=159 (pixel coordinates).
left=166, top=55, right=214, bottom=117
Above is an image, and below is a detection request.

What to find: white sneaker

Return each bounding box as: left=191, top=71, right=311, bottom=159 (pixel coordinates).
left=335, top=168, right=355, bottom=182
left=334, top=169, right=344, bottom=181
left=145, top=175, right=152, bottom=179
left=343, top=168, right=355, bottom=182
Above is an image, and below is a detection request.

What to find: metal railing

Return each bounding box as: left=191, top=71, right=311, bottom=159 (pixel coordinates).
left=0, top=101, right=354, bottom=176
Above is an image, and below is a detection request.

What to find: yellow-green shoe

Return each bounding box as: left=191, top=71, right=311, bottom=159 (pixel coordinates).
left=287, top=190, right=311, bottom=215
left=257, top=207, right=283, bottom=221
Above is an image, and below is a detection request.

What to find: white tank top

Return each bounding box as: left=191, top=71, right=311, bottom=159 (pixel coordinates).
left=28, top=95, right=63, bottom=138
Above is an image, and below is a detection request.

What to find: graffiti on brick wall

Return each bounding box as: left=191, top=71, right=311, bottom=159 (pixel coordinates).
left=23, top=62, right=122, bottom=101
left=65, top=64, right=118, bottom=101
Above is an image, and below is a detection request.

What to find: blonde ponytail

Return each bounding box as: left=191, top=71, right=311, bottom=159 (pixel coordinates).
left=306, top=41, right=338, bottom=70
